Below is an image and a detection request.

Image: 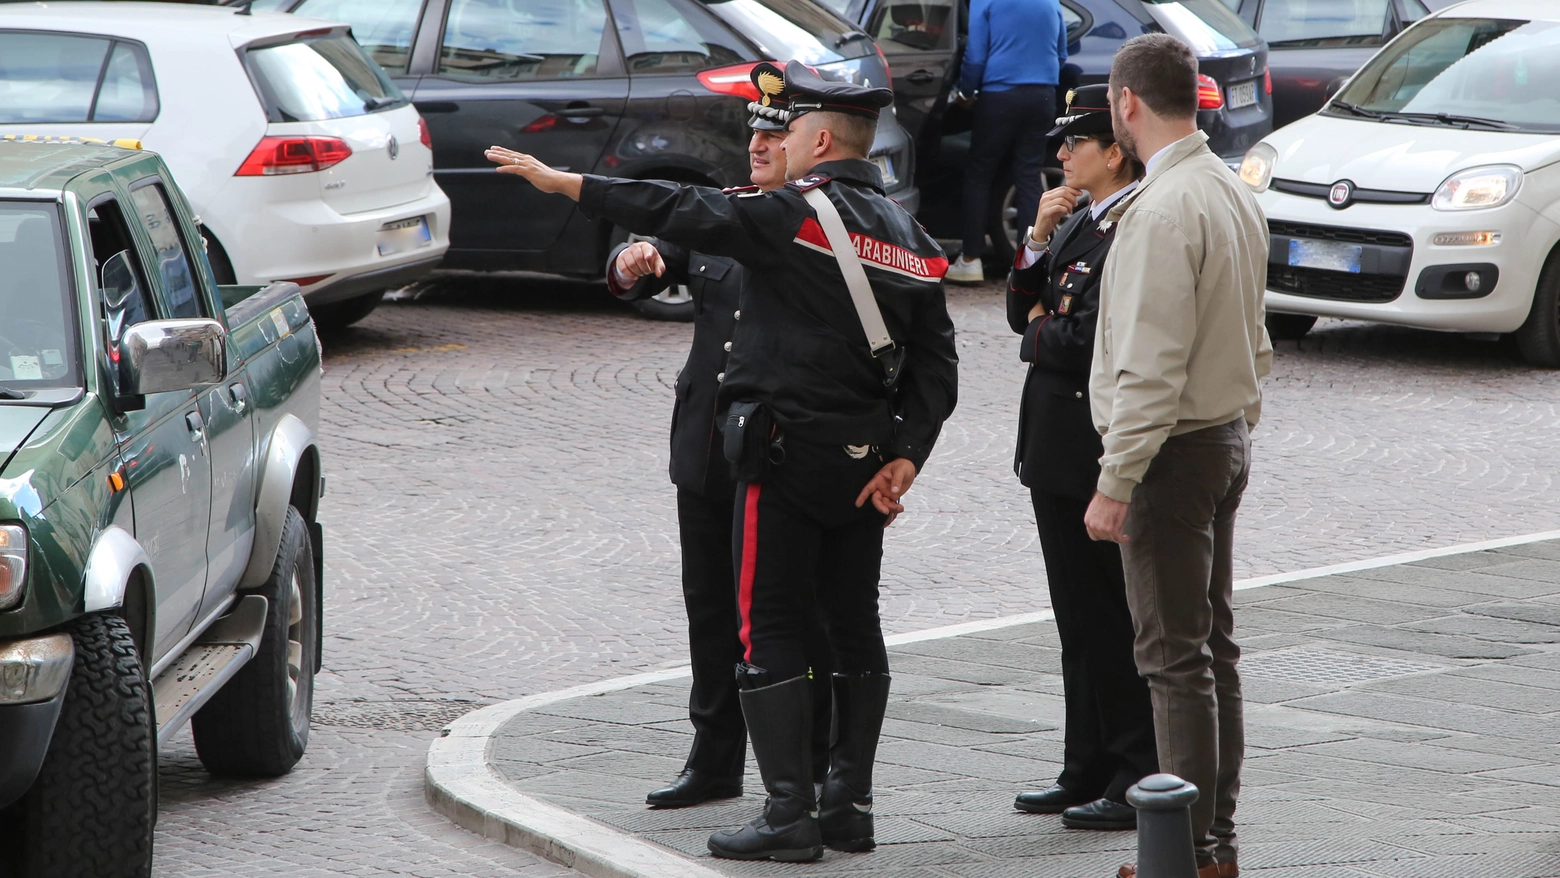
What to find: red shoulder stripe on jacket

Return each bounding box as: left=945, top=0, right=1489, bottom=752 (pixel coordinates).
left=792, top=217, right=949, bottom=283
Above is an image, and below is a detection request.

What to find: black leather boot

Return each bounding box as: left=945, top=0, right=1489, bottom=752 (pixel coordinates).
left=818, top=672, right=890, bottom=852
left=707, top=673, right=823, bottom=862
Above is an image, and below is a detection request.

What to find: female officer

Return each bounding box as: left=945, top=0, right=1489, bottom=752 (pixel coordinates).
left=1007, top=85, right=1157, bottom=831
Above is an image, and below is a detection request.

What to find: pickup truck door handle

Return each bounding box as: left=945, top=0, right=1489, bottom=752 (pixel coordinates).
left=905, top=69, right=937, bottom=84
left=228, top=382, right=247, bottom=411
left=185, top=411, right=205, bottom=442
left=557, top=104, right=605, bottom=118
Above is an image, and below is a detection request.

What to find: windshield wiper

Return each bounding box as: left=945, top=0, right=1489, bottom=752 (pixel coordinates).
left=1328, top=101, right=1384, bottom=119
left=1382, top=111, right=1518, bottom=131
left=0, top=385, right=26, bottom=400
left=835, top=32, right=874, bottom=49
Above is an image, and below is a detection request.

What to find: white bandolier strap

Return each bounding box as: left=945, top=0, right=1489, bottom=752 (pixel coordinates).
left=746, top=102, right=790, bottom=124
left=800, top=187, right=895, bottom=357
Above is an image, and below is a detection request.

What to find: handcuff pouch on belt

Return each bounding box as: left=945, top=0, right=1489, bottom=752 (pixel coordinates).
left=723, top=400, right=785, bottom=482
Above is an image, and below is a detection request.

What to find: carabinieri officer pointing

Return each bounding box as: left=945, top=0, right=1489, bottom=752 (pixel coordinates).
left=486, top=61, right=958, bottom=863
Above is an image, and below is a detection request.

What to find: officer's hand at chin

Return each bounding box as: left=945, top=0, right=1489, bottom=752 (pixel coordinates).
left=855, top=458, right=918, bottom=527
left=616, top=242, right=666, bottom=280
left=1084, top=492, right=1130, bottom=543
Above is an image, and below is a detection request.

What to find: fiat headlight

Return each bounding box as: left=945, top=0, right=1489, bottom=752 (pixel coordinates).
left=1433, top=166, right=1522, bottom=211
left=0, top=524, right=27, bottom=610
left=1239, top=143, right=1277, bottom=193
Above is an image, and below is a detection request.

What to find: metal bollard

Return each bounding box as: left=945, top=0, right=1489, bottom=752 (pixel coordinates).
left=1126, top=773, right=1200, bottom=878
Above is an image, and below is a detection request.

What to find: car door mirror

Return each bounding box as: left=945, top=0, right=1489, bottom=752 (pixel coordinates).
left=120, top=319, right=227, bottom=396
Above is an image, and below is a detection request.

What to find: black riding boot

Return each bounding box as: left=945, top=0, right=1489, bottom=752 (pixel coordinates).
left=707, top=672, right=823, bottom=862
left=819, top=672, right=890, bottom=852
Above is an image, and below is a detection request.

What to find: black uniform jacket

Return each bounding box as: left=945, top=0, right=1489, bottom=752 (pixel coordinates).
left=606, top=239, right=738, bottom=499
left=579, top=159, right=958, bottom=470
left=1006, top=206, right=1119, bottom=500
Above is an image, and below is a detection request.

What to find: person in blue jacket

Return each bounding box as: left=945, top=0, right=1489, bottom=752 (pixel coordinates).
left=946, top=0, right=1069, bottom=284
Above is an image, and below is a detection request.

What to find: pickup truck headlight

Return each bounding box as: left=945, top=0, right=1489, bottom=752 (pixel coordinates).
left=1433, top=166, right=1522, bottom=211
left=1239, top=142, right=1277, bottom=193
left=0, top=524, right=26, bottom=611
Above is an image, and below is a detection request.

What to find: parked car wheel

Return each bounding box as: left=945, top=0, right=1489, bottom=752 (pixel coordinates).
left=6, top=614, right=156, bottom=878
left=1266, top=313, right=1319, bottom=341
left=615, top=229, right=694, bottom=323
left=1515, top=253, right=1560, bottom=369
left=309, top=292, right=384, bottom=331
left=192, top=506, right=317, bottom=777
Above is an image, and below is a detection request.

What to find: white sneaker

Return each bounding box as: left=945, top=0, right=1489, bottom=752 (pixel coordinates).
left=945, top=255, right=984, bottom=285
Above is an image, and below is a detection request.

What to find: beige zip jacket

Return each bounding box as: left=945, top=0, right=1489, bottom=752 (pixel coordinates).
left=1089, top=130, right=1272, bottom=502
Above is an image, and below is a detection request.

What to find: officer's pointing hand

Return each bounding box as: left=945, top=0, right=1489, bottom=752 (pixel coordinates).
left=616, top=241, right=667, bottom=280
left=856, top=458, right=918, bottom=527
left=486, top=146, right=584, bottom=201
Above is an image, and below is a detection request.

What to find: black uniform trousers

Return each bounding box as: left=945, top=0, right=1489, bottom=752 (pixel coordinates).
left=678, top=485, right=833, bottom=776
left=1031, top=490, right=1159, bottom=802
left=732, top=439, right=891, bottom=684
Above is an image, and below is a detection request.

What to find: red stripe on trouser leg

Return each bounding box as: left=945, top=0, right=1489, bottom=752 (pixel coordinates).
left=737, top=483, right=762, bottom=663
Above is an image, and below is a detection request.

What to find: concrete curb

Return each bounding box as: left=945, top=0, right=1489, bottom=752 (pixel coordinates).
left=424, top=528, right=1560, bottom=877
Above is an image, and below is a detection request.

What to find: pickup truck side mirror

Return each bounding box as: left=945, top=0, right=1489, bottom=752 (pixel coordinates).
left=120, top=319, right=227, bottom=396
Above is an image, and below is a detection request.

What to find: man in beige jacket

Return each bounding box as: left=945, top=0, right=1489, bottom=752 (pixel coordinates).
left=1082, top=33, right=1272, bottom=878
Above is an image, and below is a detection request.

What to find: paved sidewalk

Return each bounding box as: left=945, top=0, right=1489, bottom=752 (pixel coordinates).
left=431, top=541, right=1560, bottom=878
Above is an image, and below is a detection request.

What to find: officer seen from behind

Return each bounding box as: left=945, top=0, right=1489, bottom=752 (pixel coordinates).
left=485, top=61, right=958, bottom=864
left=605, top=95, right=834, bottom=810
left=1004, top=85, right=1157, bottom=830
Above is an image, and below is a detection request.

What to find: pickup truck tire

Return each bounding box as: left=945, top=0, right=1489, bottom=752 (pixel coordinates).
left=191, top=506, right=316, bottom=777
left=310, top=292, right=384, bottom=330
left=3, top=613, right=156, bottom=878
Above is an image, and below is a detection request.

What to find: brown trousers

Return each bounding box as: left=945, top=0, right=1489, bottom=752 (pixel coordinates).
left=1120, top=419, right=1250, bottom=867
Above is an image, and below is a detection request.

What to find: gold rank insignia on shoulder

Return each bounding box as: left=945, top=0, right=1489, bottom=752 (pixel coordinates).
left=1058, top=294, right=1074, bottom=314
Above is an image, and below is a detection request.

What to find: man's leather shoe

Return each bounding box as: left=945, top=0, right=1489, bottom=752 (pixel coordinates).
left=1061, top=797, right=1136, bottom=830
left=1014, top=784, right=1089, bottom=814
left=645, top=769, right=742, bottom=808
left=1118, top=862, right=1238, bottom=877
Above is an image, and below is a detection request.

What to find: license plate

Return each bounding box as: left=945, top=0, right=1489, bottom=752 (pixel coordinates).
left=871, top=154, right=896, bottom=186
left=376, top=215, right=432, bottom=256
left=1228, top=79, right=1258, bottom=109
left=1289, top=238, right=1362, bottom=274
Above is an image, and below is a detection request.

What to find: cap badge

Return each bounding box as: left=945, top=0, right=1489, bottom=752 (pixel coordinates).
left=1065, top=89, right=1077, bottom=112
left=757, top=71, right=785, bottom=107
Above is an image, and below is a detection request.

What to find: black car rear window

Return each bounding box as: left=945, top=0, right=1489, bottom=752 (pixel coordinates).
left=706, top=0, right=874, bottom=63
left=245, top=33, right=404, bottom=123
left=1140, top=0, right=1261, bottom=53
left=0, top=32, right=158, bottom=124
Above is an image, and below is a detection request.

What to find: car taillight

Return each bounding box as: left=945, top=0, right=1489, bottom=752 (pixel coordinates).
left=418, top=117, right=432, bottom=150
left=1197, top=74, right=1224, bottom=110
left=876, top=44, right=892, bottom=81
left=1264, top=69, right=1272, bottom=95
left=696, top=62, right=764, bottom=101
left=234, top=136, right=353, bottom=176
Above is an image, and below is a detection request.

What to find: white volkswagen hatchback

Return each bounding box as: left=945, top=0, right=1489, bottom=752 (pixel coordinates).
left=0, top=2, right=451, bottom=327
left=1238, top=0, right=1560, bottom=366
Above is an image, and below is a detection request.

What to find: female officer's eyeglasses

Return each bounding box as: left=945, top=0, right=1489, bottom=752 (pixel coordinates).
left=1062, top=135, right=1111, bottom=152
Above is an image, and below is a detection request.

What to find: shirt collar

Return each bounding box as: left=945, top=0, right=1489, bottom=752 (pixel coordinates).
left=1089, top=182, right=1137, bottom=220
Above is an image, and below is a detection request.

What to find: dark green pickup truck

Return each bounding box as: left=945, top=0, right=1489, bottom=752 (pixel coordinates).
left=0, top=140, right=325, bottom=877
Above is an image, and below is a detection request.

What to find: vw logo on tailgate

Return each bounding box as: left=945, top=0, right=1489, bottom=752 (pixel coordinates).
left=387, top=135, right=399, bottom=160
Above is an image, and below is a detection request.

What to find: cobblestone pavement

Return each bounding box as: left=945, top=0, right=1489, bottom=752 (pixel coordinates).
left=155, top=275, right=1560, bottom=874
left=490, top=542, right=1560, bottom=878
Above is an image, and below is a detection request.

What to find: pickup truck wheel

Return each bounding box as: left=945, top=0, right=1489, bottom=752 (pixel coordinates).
left=7, top=613, right=155, bottom=878
left=191, top=506, right=316, bottom=777
left=310, top=292, right=384, bottom=330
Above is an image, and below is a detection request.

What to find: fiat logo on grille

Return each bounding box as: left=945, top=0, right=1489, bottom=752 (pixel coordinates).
left=1328, top=180, right=1354, bottom=209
